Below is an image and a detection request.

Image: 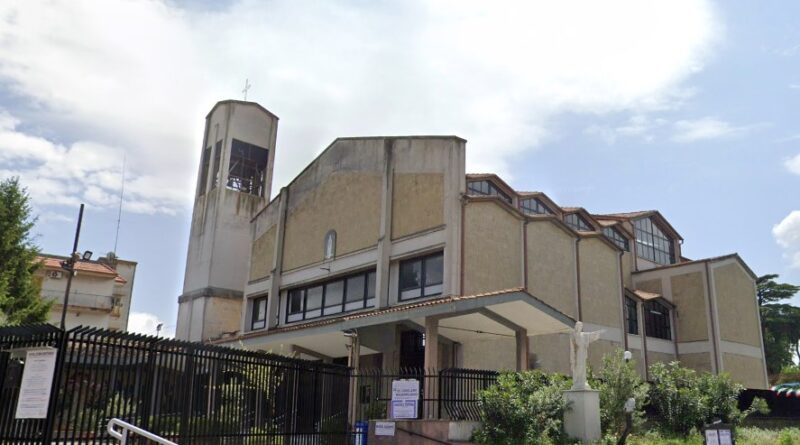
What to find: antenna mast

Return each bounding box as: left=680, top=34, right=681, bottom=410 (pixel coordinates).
left=113, top=154, right=126, bottom=254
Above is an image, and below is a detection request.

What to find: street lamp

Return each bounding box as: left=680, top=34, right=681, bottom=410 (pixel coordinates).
left=618, top=350, right=635, bottom=445
left=59, top=204, right=91, bottom=330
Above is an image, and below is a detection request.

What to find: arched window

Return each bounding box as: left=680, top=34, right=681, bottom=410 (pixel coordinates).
left=324, top=230, right=337, bottom=260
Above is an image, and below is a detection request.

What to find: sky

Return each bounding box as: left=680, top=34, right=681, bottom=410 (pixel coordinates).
left=0, top=0, right=798, bottom=337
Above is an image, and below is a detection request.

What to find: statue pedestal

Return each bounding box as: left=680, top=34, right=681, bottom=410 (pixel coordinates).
left=563, top=389, right=601, bottom=444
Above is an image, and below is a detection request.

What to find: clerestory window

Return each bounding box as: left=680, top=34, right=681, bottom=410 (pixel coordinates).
left=520, top=198, right=553, bottom=215
left=634, top=217, right=675, bottom=265
left=565, top=213, right=593, bottom=232
left=603, top=226, right=630, bottom=251
left=467, top=180, right=512, bottom=204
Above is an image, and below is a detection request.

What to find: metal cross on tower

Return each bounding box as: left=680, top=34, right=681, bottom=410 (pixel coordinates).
left=242, top=78, right=251, bottom=100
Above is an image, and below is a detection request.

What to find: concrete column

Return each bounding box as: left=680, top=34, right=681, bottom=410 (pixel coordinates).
left=376, top=140, right=394, bottom=308
left=423, top=317, right=439, bottom=419
left=515, top=329, right=529, bottom=371
left=266, top=187, right=289, bottom=329
left=347, top=332, right=361, bottom=428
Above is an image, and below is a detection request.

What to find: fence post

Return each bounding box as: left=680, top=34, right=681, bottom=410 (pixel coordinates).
left=179, top=345, right=196, bottom=443
left=41, top=328, right=67, bottom=445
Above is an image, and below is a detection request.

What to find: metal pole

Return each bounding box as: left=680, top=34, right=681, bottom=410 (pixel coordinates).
left=60, top=204, right=84, bottom=330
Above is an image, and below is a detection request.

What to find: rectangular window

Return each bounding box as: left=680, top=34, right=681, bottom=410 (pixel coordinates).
left=211, top=140, right=222, bottom=189
left=520, top=198, right=553, bottom=215
left=466, top=180, right=512, bottom=204
left=634, top=217, right=675, bottom=265
left=399, top=252, right=444, bottom=301
left=644, top=300, right=671, bottom=340
left=284, top=269, right=376, bottom=324
left=625, top=296, right=638, bottom=335
left=228, top=138, right=269, bottom=196
left=603, top=226, right=630, bottom=251
left=251, top=296, right=267, bottom=330
left=198, top=146, right=211, bottom=196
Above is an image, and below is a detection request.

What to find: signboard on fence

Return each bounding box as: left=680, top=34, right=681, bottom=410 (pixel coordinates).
left=14, top=348, right=57, bottom=419
left=390, top=379, right=419, bottom=419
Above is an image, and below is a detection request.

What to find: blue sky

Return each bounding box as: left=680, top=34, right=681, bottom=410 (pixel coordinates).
left=0, top=1, right=798, bottom=336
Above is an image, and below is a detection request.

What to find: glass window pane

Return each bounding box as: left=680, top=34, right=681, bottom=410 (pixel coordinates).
left=367, top=272, right=376, bottom=298
left=325, top=281, right=344, bottom=307
left=346, top=275, right=365, bottom=302
left=400, top=260, right=422, bottom=291
left=256, top=298, right=266, bottom=320
left=424, top=254, right=444, bottom=286
left=306, top=286, right=323, bottom=310
left=288, top=290, right=303, bottom=314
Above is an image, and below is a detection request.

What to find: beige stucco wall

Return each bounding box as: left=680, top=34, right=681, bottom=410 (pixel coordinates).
left=461, top=338, right=516, bottom=371
left=526, top=221, right=578, bottom=319
left=628, top=347, right=647, bottom=377
left=722, top=353, right=767, bottom=389
left=636, top=278, right=662, bottom=295
left=579, top=238, right=622, bottom=328
left=282, top=172, right=382, bottom=271
left=462, top=202, right=522, bottom=295
left=647, top=351, right=676, bottom=367
left=391, top=173, right=444, bottom=239
left=679, top=352, right=713, bottom=373
left=587, top=339, right=620, bottom=372
left=201, top=297, right=242, bottom=342
left=621, top=251, right=633, bottom=289
left=714, top=264, right=761, bottom=347
left=530, top=333, right=571, bottom=375
left=670, top=271, right=709, bottom=342
left=249, top=226, right=276, bottom=281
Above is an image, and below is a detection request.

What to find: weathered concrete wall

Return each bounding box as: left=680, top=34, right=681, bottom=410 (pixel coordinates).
left=714, top=264, right=761, bottom=347
left=670, top=271, right=708, bottom=342
left=647, top=350, right=676, bottom=367
left=722, top=353, right=767, bottom=389
left=391, top=173, right=444, bottom=239
left=636, top=278, right=662, bottom=295
left=679, top=352, right=713, bottom=373
left=587, top=339, right=619, bottom=372
left=526, top=221, right=578, bottom=319
left=579, top=238, right=622, bottom=328
left=462, top=201, right=522, bottom=295
left=461, top=337, right=516, bottom=371
left=530, top=333, right=571, bottom=375
left=249, top=226, right=276, bottom=281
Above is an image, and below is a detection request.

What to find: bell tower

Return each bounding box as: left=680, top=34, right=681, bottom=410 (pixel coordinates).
left=176, top=100, right=278, bottom=341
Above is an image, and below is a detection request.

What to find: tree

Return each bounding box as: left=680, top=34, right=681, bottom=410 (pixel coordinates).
left=757, top=274, right=800, bottom=375
left=0, top=177, right=50, bottom=324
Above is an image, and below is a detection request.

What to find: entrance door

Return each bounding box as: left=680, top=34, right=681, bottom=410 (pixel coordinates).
left=399, top=330, right=425, bottom=369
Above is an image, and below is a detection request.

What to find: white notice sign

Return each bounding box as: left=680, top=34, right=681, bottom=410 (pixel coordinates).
left=704, top=430, right=719, bottom=445
left=718, top=430, right=733, bottom=445
left=15, top=348, right=58, bottom=419
left=391, top=400, right=418, bottom=419
left=391, top=379, right=419, bottom=401
left=375, top=421, right=396, bottom=436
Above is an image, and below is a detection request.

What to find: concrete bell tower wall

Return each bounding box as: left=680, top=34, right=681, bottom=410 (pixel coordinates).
left=176, top=100, right=278, bottom=341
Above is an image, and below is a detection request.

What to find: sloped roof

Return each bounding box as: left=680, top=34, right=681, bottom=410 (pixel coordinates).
left=38, top=256, right=127, bottom=283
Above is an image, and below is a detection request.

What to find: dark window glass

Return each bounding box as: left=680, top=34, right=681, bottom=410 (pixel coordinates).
left=565, top=213, right=593, bottom=231
left=228, top=139, right=269, bottom=196
left=198, top=146, right=211, bottom=195
left=285, top=269, right=376, bottom=324
left=520, top=198, right=553, bottom=215
left=251, top=296, right=267, bottom=330
left=644, top=300, right=671, bottom=340
left=399, top=252, right=444, bottom=301
left=634, top=217, right=675, bottom=265
left=212, top=140, right=222, bottom=189
left=603, top=226, right=630, bottom=251
left=625, top=296, right=638, bottom=335
left=466, top=180, right=512, bottom=204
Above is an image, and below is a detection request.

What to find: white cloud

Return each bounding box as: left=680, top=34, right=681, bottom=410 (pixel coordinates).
left=127, top=311, right=175, bottom=338
left=774, top=211, right=800, bottom=269
left=671, top=117, right=761, bottom=142
left=785, top=153, right=800, bottom=175
left=584, top=114, right=669, bottom=144
left=0, top=0, right=721, bottom=212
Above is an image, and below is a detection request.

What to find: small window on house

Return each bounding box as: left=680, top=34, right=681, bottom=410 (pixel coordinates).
left=198, top=146, right=211, bottom=196
left=634, top=217, right=675, bottom=265
left=520, top=198, right=553, bottom=215
left=625, top=296, right=638, bottom=335
left=565, top=213, right=593, bottom=232
left=466, top=180, right=512, bottom=204
left=399, top=252, right=444, bottom=301
left=603, top=226, right=630, bottom=251
left=644, top=300, right=671, bottom=340
left=227, top=139, right=269, bottom=196
left=211, top=140, right=222, bottom=189
left=324, top=230, right=337, bottom=260
left=251, top=296, right=268, bottom=330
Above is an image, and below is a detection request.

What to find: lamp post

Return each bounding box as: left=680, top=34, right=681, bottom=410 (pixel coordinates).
left=59, top=204, right=91, bottom=330
left=618, top=350, right=635, bottom=445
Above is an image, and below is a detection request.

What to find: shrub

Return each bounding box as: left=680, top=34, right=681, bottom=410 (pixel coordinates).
left=472, top=370, right=572, bottom=445
left=592, top=349, right=649, bottom=436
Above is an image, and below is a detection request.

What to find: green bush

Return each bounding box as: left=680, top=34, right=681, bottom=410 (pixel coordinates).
left=472, top=370, right=572, bottom=445
left=592, top=349, right=648, bottom=436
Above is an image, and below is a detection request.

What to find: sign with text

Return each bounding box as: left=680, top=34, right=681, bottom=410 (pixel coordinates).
left=704, top=425, right=734, bottom=445
left=375, top=421, right=396, bottom=436
left=391, top=379, right=419, bottom=400
left=391, top=399, right=418, bottom=419
left=14, top=348, right=57, bottom=419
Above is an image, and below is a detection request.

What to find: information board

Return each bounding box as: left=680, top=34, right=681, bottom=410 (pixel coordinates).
left=14, top=348, right=57, bottom=419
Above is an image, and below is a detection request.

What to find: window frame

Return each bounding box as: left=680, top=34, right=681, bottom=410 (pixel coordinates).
left=564, top=213, right=593, bottom=232
left=198, top=146, right=211, bottom=196
left=520, top=197, right=553, bottom=215
left=399, top=252, right=444, bottom=302
left=643, top=300, right=672, bottom=340
left=250, top=295, right=268, bottom=331
left=624, top=296, right=639, bottom=335
left=466, top=180, right=512, bottom=204
left=284, top=269, right=376, bottom=324
left=227, top=138, right=269, bottom=197
left=603, top=226, right=630, bottom=251
left=634, top=217, right=675, bottom=265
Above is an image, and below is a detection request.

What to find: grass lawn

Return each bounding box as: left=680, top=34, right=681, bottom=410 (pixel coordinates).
left=619, top=427, right=800, bottom=445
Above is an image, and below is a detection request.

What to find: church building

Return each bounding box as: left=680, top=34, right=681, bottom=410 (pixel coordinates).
left=176, top=100, right=768, bottom=389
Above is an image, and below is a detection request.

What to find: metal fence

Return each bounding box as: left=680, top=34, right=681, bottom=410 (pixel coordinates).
left=352, top=367, right=498, bottom=421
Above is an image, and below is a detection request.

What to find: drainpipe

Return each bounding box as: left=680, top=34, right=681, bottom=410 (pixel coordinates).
left=575, top=237, right=582, bottom=321
left=704, top=262, right=721, bottom=374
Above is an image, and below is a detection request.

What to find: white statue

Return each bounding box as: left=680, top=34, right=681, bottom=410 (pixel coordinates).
left=569, top=321, right=603, bottom=390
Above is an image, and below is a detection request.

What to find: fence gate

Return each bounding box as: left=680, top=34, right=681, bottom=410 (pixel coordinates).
left=0, top=325, right=351, bottom=445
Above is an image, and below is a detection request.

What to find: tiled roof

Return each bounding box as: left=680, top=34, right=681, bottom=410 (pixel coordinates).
left=38, top=256, right=126, bottom=283
left=594, top=210, right=655, bottom=220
